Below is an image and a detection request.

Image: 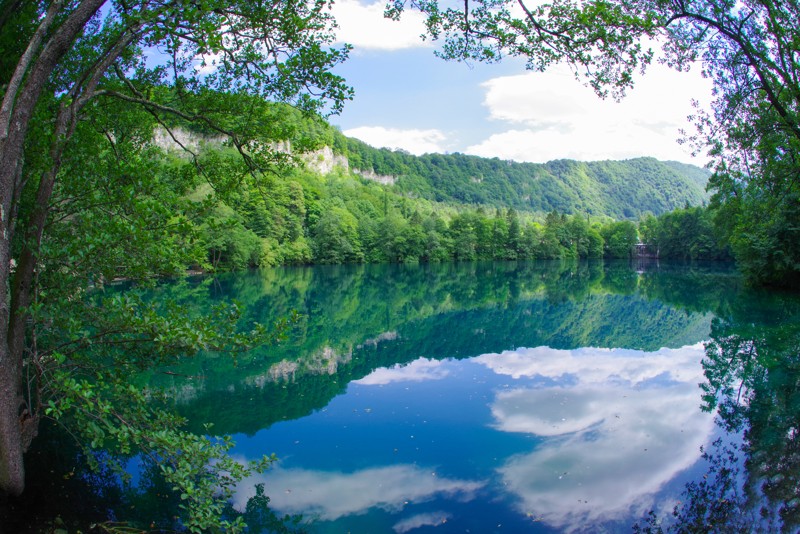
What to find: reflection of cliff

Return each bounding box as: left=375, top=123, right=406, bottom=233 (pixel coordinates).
left=246, top=345, right=354, bottom=387
left=248, top=334, right=396, bottom=387
left=159, top=261, right=730, bottom=436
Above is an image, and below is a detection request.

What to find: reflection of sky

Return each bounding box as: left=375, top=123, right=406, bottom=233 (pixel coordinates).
left=353, top=357, right=450, bottom=385
left=392, top=512, right=451, bottom=533
left=476, top=345, right=715, bottom=531
left=231, top=344, right=715, bottom=532
left=474, top=344, right=706, bottom=384
left=233, top=464, right=483, bottom=521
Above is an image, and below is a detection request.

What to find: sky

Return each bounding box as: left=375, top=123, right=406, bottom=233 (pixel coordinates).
left=327, top=0, right=714, bottom=165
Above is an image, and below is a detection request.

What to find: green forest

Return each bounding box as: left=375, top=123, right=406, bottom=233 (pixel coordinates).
left=155, top=103, right=725, bottom=271
left=334, top=135, right=710, bottom=217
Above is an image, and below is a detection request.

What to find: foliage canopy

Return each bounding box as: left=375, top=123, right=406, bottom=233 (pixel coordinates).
left=0, top=0, right=350, bottom=528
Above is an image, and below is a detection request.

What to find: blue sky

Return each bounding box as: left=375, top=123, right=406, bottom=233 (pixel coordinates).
left=327, top=0, right=714, bottom=165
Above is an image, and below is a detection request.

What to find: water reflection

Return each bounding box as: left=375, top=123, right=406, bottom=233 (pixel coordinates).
left=393, top=512, right=453, bottom=533
left=144, top=261, right=718, bottom=436
left=353, top=358, right=451, bottom=385
left=637, top=289, right=800, bottom=532
left=9, top=260, right=800, bottom=533
left=479, top=346, right=715, bottom=530
left=234, top=465, right=484, bottom=522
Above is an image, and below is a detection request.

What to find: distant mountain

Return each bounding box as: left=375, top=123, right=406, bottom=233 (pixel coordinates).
left=151, top=106, right=717, bottom=268
left=662, top=160, right=713, bottom=190
left=332, top=134, right=710, bottom=218
left=160, top=101, right=711, bottom=219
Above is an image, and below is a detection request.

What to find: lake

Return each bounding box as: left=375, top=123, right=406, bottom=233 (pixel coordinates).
left=9, top=260, right=800, bottom=532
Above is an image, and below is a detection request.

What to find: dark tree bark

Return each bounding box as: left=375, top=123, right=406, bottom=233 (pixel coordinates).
left=0, top=0, right=106, bottom=497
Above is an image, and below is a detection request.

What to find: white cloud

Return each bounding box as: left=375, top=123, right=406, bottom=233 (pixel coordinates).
left=475, top=344, right=716, bottom=531
left=469, top=63, right=713, bottom=163
left=343, top=126, right=449, bottom=155
left=193, top=51, right=222, bottom=75
left=331, top=0, right=431, bottom=51
left=232, top=464, right=483, bottom=521
left=354, top=357, right=450, bottom=385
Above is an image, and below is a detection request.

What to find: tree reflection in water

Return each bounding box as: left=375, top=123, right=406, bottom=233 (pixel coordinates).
left=636, top=290, right=800, bottom=533
left=6, top=261, right=799, bottom=532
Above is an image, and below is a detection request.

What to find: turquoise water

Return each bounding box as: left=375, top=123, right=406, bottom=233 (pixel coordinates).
left=9, top=260, right=800, bottom=532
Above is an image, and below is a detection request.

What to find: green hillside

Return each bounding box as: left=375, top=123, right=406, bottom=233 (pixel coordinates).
left=332, top=134, right=710, bottom=218
left=145, top=101, right=722, bottom=269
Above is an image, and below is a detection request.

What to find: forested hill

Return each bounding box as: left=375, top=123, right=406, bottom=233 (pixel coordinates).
left=164, top=100, right=710, bottom=219
left=332, top=134, right=710, bottom=218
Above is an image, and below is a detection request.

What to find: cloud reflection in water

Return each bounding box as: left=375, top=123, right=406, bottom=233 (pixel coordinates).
left=233, top=464, right=483, bottom=522
left=476, top=344, right=716, bottom=530
left=392, top=511, right=452, bottom=533
left=353, top=357, right=450, bottom=385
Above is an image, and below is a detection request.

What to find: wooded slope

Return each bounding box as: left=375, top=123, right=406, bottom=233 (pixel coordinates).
left=333, top=134, right=710, bottom=218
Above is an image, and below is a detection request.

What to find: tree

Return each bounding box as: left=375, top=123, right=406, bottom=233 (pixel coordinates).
left=422, top=212, right=451, bottom=261
left=311, top=205, right=363, bottom=263
left=448, top=212, right=478, bottom=260
left=642, top=205, right=730, bottom=261
left=505, top=208, right=522, bottom=259
left=0, top=0, right=350, bottom=518
left=388, top=0, right=800, bottom=284
left=602, top=220, right=638, bottom=258
left=638, top=213, right=659, bottom=246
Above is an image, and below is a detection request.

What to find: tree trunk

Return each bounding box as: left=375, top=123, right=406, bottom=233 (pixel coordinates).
left=0, top=0, right=105, bottom=497
left=0, top=344, right=24, bottom=496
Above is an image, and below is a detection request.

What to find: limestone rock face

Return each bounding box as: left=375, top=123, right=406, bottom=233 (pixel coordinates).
left=152, top=127, right=226, bottom=152
left=151, top=127, right=395, bottom=184
left=300, top=145, right=349, bottom=175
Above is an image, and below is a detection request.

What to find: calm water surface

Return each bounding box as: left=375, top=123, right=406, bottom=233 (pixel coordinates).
left=12, top=261, right=800, bottom=532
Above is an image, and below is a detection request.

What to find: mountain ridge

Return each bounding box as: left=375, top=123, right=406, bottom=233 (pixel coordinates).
left=155, top=105, right=711, bottom=220
left=332, top=133, right=711, bottom=219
